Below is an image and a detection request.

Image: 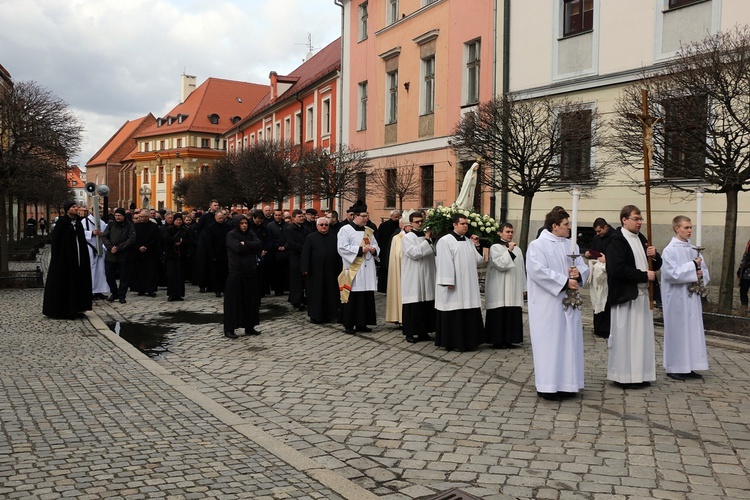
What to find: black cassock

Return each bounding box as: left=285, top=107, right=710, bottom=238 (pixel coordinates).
left=224, top=227, right=263, bottom=332
left=301, top=231, right=342, bottom=323
left=130, top=221, right=161, bottom=294
left=42, top=214, right=93, bottom=319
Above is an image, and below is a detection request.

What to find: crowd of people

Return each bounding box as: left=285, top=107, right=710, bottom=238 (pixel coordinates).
left=41, top=199, right=713, bottom=402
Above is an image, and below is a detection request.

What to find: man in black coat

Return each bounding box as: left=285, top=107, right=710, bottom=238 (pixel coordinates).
left=301, top=217, right=342, bottom=323
left=130, top=209, right=161, bottom=297
left=249, top=209, right=273, bottom=296
left=584, top=217, right=617, bottom=338
left=266, top=209, right=289, bottom=296
left=202, top=210, right=231, bottom=297
left=376, top=210, right=402, bottom=293
left=284, top=209, right=308, bottom=310
left=606, top=205, right=662, bottom=388
left=42, top=201, right=93, bottom=319
left=102, top=207, right=136, bottom=303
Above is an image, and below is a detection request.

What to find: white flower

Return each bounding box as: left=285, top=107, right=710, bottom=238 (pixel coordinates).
left=471, top=222, right=477, bottom=227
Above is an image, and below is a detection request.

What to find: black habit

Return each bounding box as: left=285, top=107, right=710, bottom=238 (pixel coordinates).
left=301, top=231, right=342, bottom=323
left=224, top=225, right=263, bottom=332
left=130, top=220, right=161, bottom=294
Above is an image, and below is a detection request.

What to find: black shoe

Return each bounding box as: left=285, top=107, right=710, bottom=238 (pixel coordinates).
left=297, top=305, right=306, bottom=311
left=107, top=295, right=117, bottom=302
left=246, top=328, right=260, bottom=336
left=147, top=292, right=157, bottom=298
left=406, top=336, right=417, bottom=343
left=417, top=334, right=433, bottom=342
left=537, top=392, right=559, bottom=401
left=558, top=391, right=578, bottom=399
left=686, top=371, right=703, bottom=379
left=344, top=327, right=356, bottom=335
left=667, top=373, right=688, bottom=381
left=167, top=296, right=174, bottom=302
left=199, top=287, right=206, bottom=293
left=215, top=292, right=222, bottom=298
left=224, top=331, right=238, bottom=339
left=506, top=343, right=521, bottom=349
left=174, top=296, right=184, bottom=301
left=119, top=298, right=126, bottom=304
left=357, top=326, right=372, bottom=333
left=137, top=292, right=145, bottom=296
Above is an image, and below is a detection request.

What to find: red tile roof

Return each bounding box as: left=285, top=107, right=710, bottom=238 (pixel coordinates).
left=135, top=78, right=269, bottom=138
left=86, top=114, right=154, bottom=166
left=237, top=38, right=341, bottom=129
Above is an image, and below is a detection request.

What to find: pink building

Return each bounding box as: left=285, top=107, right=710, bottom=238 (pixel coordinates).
left=341, top=0, right=496, bottom=221
left=225, top=38, right=341, bottom=213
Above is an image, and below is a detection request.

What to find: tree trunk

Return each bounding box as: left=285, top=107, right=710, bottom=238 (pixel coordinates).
left=0, top=194, right=8, bottom=273
left=718, top=188, right=739, bottom=314
left=519, top=193, right=534, bottom=253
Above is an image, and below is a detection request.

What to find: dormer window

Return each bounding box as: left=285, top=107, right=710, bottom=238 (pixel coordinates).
left=156, top=118, right=163, bottom=127
left=177, top=114, right=186, bottom=123
left=167, top=116, right=174, bottom=125
left=231, top=115, right=242, bottom=124
left=208, top=113, right=220, bottom=125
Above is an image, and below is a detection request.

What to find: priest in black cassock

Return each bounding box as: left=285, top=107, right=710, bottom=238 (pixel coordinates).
left=130, top=209, right=161, bottom=297
left=301, top=217, right=342, bottom=323
left=223, top=215, right=264, bottom=338
left=376, top=210, right=402, bottom=293
left=43, top=201, right=93, bottom=319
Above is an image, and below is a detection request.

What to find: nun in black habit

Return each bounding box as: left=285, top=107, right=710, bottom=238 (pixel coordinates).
left=223, top=214, right=264, bottom=338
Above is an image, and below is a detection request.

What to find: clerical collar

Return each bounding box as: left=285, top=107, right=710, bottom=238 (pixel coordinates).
left=350, top=221, right=365, bottom=231
left=450, top=231, right=466, bottom=241
left=413, top=230, right=425, bottom=237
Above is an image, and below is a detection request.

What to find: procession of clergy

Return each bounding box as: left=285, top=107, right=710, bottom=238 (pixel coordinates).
left=373, top=203, right=709, bottom=402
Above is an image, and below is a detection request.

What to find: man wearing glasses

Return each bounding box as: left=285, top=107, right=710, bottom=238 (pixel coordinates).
left=401, top=211, right=436, bottom=343
left=606, top=205, right=662, bottom=389
left=337, top=200, right=380, bottom=334
left=301, top=217, right=342, bottom=324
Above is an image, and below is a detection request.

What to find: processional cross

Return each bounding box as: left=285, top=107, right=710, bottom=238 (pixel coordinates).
left=626, top=89, right=661, bottom=309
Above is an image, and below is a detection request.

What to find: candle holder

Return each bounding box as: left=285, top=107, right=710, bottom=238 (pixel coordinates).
left=688, top=246, right=708, bottom=298
left=562, top=254, right=583, bottom=310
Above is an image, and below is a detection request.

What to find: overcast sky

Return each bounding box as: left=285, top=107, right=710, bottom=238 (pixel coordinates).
left=0, top=0, right=342, bottom=168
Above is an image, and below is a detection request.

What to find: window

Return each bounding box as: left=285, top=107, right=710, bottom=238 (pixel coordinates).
left=306, top=106, right=315, bottom=141
left=559, top=109, right=593, bottom=181
left=160, top=140, right=166, bottom=150
left=201, top=138, right=210, bottom=148
left=243, top=136, right=248, bottom=150
left=144, top=142, right=150, bottom=152
left=358, top=81, right=368, bottom=131
left=465, top=40, right=480, bottom=105
left=421, top=165, right=434, bottom=208
left=209, top=113, right=219, bottom=124
left=322, top=98, right=331, bottom=136
left=143, top=168, right=149, bottom=184
left=176, top=138, right=182, bottom=148
left=295, top=112, right=302, bottom=144
left=175, top=165, right=181, bottom=180
left=250, top=133, right=255, bottom=144
left=359, top=2, right=368, bottom=41
left=563, top=0, right=593, bottom=37
left=668, top=0, right=707, bottom=8
left=275, top=122, right=281, bottom=141
left=421, top=56, right=435, bottom=115
left=357, top=172, right=367, bottom=203
left=664, top=94, right=707, bottom=178
left=386, top=71, right=398, bottom=124
left=387, top=0, right=399, bottom=26
left=266, top=125, right=272, bottom=142
left=284, top=117, right=291, bottom=140
left=158, top=166, right=164, bottom=183
left=385, top=169, right=397, bottom=207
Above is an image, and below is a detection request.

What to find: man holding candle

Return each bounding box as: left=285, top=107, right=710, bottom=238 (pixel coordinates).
left=661, top=215, right=709, bottom=381
left=605, top=205, right=662, bottom=389
left=526, top=207, right=589, bottom=401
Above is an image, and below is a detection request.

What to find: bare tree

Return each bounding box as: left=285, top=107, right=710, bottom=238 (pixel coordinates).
left=298, top=144, right=371, bottom=209
left=246, top=140, right=301, bottom=208
left=452, top=94, right=606, bottom=251
left=368, top=159, right=420, bottom=211
left=609, top=26, right=750, bottom=313
left=0, top=80, right=83, bottom=272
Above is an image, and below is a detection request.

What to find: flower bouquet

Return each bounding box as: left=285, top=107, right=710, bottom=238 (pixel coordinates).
left=424, top=205, right=501, bottom=245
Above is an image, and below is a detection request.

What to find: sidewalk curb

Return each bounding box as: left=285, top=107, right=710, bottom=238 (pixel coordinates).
left=85, top=310, right=379, bottom=500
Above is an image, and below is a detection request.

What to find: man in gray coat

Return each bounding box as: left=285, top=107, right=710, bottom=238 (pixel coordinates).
left=102, top=207, right=136, bottom=303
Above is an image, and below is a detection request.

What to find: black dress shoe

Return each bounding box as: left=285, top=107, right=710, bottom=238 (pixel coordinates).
left=667, top=373, right=687, bottom=381
left=224, top=331, right=238, bottom=339
left=558, top=391, right=578, bottom=399
left=357, top=326, right=372, bottom=333
left=107, top=295, right=117, bottom=302
left=686, top=371, right=703, bottom=379
left=417, top=334, right=434, bottom=342
left=537, top=392, right=559, bottom=401
left=167, top=296, right=175, bottom=302
left=344, top=328, right=356, bottom=335
left=137, top=292, right=145, bottom=296
left=199, top=287, right=206, bottom=293
left=215, top=292, right=223, bottom=298
left=147, top=292, right=157, bottom=298
left=119, top=298, right=126, bottom=304
left=246, top=328, right=260, bottom=336
left=174, top=297, right=184, bottom=301
left=406, top=336, right=417, bottom=343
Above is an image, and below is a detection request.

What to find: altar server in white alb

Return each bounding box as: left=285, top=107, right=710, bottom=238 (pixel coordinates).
left=526, top=207, right=589, bottom=401
left=401, top=211, right=436, bottom=343
left=337, top=201, right=380, bottom=335
left=484, top=222, right=526, bottom=349
left=434, top=213, right=484, bottom=351
left=79, top=206, right=109, bottom=299
left=660, top=215, right=709, bottom=381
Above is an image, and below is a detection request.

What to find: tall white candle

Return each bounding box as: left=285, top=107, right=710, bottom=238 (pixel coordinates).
left=570, top=186, right=580, bottom=253
left=695, top=189, right=703, bottom=247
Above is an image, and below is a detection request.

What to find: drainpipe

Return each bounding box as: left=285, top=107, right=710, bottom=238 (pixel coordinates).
left=500, top=0, right=510, bottom=224
left=334, top=0, right=345, bottom=212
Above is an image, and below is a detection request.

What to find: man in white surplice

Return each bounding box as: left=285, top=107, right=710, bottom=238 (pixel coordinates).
left=527, top=207, right=589, bottom=401
left=434, top=213, right=484, bottom=352
left=79, top=206, right=109, bottom=298
left=605, top=205, right=662, bottom=388
left=401, top=211, right=436, bottom=343
left=661, top=215, right=709, bottom=381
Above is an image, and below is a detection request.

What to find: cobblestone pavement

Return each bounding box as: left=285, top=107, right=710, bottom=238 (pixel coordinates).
left=4, top=250, right=750, bottom=499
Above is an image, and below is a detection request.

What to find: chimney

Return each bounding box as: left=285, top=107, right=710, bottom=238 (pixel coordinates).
left=269, top=71, right=278, bottom=101
left=180, top=73, right=197, bottom=103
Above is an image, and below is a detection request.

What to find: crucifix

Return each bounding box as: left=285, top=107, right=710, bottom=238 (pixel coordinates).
left=627, top=89, right=661, bottom=309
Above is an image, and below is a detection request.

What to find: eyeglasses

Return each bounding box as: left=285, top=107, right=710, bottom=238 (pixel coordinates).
left=318, top=224, right=329, bottom=226
left=628, top=217, right=644, bottom=222
left=411, top=220, right=423, bottom=224
left=357, top=213, right=369, bottom=218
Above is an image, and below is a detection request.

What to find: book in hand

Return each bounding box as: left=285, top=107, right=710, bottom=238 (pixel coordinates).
left=587, top=250, right=602, bottom=259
